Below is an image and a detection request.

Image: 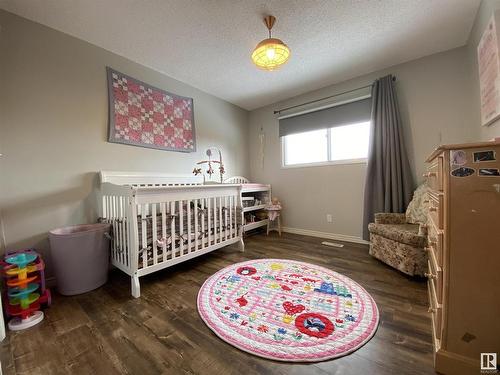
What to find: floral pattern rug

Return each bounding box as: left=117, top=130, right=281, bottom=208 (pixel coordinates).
left=197, top=259, right=379, bottom=362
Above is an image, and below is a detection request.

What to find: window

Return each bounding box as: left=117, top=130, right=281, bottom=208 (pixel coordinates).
left=282, top=128, right=328, bottom=165
left=282, top=121, right=370, bottom=167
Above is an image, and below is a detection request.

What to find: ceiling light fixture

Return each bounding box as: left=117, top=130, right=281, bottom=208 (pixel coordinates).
left=251, top=15, right=290, bottom=71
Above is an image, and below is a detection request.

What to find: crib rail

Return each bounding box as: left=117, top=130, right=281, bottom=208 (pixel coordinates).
left=100, top=170, right=203, bottom=187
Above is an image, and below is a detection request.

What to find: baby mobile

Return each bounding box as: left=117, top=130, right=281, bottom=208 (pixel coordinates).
left=193, top=147, right=225, bottom=183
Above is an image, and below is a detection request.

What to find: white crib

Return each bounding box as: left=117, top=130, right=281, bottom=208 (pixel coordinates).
left=99, top=171, right=244, bottom=298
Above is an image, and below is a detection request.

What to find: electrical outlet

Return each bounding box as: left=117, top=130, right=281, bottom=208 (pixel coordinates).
left=326, top=214, right=333, bottom=223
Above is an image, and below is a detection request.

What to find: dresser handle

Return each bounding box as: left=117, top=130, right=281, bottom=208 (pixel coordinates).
left=423, top=200, right=429, bottom=203
left=429, top=207, right=437, bottom=212
left=425, top=272, right=437, bottom=280
left=428, top=307, right=437, bottom=313
left=423, top=172, right=437, bottom=178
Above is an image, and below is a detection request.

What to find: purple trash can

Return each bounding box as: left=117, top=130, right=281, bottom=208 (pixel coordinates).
left=49, top=223, right=110, bottom=295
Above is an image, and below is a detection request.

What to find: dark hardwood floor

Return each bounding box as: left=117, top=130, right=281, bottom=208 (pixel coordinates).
left=0, top=233, right=435, bottom=375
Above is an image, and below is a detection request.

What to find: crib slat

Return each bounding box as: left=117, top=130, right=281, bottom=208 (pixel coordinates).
left=207, top=198, right=211, bottom=246
left=201, top=199, right=205, bottom=249
left=219, top=197, right=222, bottom=243
left=113, top=196, right=119, bottom=263
left=179, top=200, right=184, bottom=256
left=109, top=196, right=113, bottom=260
left=161, top=202, right=167, bottom=260
left=224, top=196, right=228, bottom=241
left=171, top=201, right=176, bottom=258
left=124, top=197, right=129, bottom=268
left=229, top=195, right=233, bottom=238
left=120, top=197, right=128, bottom=267
left=212, top=197, right=217, bottom=245
left=187, top=200, right=192, bottom=253
left=115, top=197, right=120, bottom=263
left=120, top=197, right=125, bottom=266
left=152, top=203, right=158, bottom=265
left=102, top=196, right=107, bottom=219
left=213, top=197, right=217, bottom=244
left=111, top=196, right=116, bottom=261
left=234, top=193, right=238, bottom=238
left=105, top=197, right=111, bottom=260
left=118, top=197, right=124, bottom=266
left=117, top=197, right=121, bottom=265
left=194, top=199, right=199, bottom=251
left=141, top=204, right=148, bottom=267
left=113, top=197, right=117, bottom=264
left=109, top=196, right=114, bottom=259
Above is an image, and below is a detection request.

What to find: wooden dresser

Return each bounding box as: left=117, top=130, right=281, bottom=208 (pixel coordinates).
left=424, top=141, right=500, bottom=375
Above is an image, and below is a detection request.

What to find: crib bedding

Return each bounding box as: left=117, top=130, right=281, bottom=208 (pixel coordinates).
left=135, top=213, right=238, bottom=267
left=138, top=225, right=237, bottom=268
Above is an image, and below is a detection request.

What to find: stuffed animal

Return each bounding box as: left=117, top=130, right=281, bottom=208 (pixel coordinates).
left=266, top=197, right=282, bottom=221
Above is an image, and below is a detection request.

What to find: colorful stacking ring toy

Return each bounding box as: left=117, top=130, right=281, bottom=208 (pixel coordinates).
left=1, top=250, right=51, bottom=331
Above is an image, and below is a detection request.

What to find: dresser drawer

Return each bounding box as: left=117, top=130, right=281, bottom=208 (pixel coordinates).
left=427, top=219, right=443, bottom=266
left=427, top=190, right=443, bottom=230
left=430, top=308, right=441, bottom=352
left=427, top=275, right=442, bottom=340
left=424, top=156, right=444, bottom=191
left=426, top=255, right=443, bottom=304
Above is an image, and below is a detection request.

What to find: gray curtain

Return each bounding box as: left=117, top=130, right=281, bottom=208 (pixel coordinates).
left=362, top=75, right=414, bottom=240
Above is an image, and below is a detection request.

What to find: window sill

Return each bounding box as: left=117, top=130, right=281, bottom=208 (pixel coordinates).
left=281, top=158, right=368, bottom=169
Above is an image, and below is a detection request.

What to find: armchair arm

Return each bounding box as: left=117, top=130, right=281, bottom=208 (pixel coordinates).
left=374, top=213, right=406, bottom=224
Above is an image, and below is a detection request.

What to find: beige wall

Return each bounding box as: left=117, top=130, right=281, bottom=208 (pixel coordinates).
left=0, top=11, right=249, bottom=271
left=248, top=47, right=477, bottom=240
left=467, top=0, right=500, bottom=141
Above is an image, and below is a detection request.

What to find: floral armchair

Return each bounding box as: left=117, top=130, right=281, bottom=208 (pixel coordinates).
left=367, top=185, right=429, bottom=277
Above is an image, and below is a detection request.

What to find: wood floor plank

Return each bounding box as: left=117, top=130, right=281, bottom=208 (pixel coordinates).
left=0, top=233, right=435, bottom=375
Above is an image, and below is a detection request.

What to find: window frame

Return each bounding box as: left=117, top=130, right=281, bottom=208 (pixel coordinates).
left=281, top=126, right=369, bottom=169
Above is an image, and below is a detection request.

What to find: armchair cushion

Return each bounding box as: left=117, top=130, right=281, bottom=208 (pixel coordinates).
left=368, top=222, right=426, bottom=248
left=374, top=213, right=406, bottom=224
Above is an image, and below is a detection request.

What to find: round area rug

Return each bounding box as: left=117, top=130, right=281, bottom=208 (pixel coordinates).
left=197, top=259, right=379, bottom=362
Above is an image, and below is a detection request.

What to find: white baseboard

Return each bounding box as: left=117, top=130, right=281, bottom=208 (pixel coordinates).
left=282, top=227, right=369, bottom=245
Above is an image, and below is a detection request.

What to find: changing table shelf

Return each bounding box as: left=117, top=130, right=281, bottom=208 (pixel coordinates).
left=243, top=204, right=267, bottom=213
left=243, top=219, right=269, bottom=232
left=241, top=183, right=271, bottom=234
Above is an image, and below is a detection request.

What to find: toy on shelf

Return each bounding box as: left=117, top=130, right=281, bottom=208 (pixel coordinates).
left=266, top=197, right=282, bottom=236
left=1, top=249, right=51, bottom=331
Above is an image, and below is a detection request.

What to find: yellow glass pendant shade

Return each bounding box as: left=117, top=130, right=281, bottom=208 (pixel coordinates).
left=251, top=15, right=290, bottom=71
left=252, top=38, right=291, bottom=71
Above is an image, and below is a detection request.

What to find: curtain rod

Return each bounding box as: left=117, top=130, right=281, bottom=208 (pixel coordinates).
left=273, top=76, right=396, bottom=115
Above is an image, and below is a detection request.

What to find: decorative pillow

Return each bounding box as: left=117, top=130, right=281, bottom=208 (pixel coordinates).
left=406, top=184, right=430, bottom=224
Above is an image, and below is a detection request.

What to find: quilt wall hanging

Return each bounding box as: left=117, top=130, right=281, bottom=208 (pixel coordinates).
left=107, top=67, right=196, bottom=152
